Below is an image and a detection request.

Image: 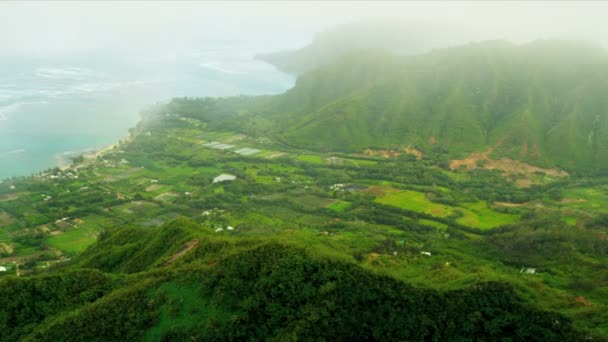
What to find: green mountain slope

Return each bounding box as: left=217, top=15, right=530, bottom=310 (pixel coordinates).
left=255, top=20, right=471, bottom=75
left=263, top=40, right=608, bottom=172
left=0, top=219, right=582, bottom=341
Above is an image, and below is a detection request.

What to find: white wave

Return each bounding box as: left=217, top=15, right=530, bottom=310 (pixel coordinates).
left=0, top=101, right=50, bottom=121
left=0, top=103, right=23, bottom=120
left=0, top=94, right=15, bottom=102
left=0, top=149, right=26, bottom=157
left=34, top=67, right=103, bottom=80
left=199, top=61, right=245, bottom=75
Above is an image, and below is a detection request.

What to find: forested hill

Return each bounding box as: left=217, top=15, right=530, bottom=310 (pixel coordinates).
left=0, top=219, right=582, bottom=340
left=260, top=40, right=608, bottom=172
left=255, top=20, right=469, bottom=75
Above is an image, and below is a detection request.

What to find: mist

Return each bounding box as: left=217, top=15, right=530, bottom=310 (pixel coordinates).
left=2, top=1, right=608, bottom=60
left=2, top=1, right=608, bottom=179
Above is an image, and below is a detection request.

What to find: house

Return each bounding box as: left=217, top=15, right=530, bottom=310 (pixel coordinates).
left=0, top=266, right=7, bottom=272
left=421, top=251, right=432, bottom=256
left=520, top=267, right=536, bottom=274
left=329, top=183, right=345, bottom=191
left=116, top=193, right=126, bottom=200
left=213, top=174, right=236, bottom=183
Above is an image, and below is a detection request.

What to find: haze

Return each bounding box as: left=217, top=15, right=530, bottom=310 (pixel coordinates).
left=2, top=1, right=608, bottom=60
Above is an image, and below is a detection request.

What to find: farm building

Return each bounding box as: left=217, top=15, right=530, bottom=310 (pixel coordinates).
left=213, top=174, right=237, bottom=183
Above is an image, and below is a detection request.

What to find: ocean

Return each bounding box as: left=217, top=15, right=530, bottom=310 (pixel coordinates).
left=0, top=48, right=294, bottom=180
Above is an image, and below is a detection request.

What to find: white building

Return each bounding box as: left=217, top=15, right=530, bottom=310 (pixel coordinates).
left=213, top=174, right=236, bottom=183
left=0, top=266, right=7, bottom=272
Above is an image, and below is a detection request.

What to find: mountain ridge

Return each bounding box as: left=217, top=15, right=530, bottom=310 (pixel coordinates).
left=257, top=39, right=608, bottom=173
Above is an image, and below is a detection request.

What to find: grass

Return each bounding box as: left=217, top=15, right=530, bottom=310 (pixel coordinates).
left=419, top=219, right=448, bottom=230
left=291, top=195, right=335, bottom=210
left=328, top=200, right=352, bottom=212
left=564, top=216, right=578, bottom=226
left=562, top=187, right=608, bottom=212
left=375, top=189, right=454, bottom=217
left=375, top=189, right=518, bottom=229
left=456, top=201, right=519, bottom=230
left=0, top=229, right=9, bottom=243
left=296, top=154, right=325, bottom=164
left=46, top=226, right=100, bottom=255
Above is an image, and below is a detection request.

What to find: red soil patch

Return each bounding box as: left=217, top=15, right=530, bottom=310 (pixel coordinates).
left=163, top=239, right=199, bottom=266
left=449, top=148, right=568, bottom=188
left=573, top=296, right=593, bottom=307
left=362, top=186, right=391, bottom=196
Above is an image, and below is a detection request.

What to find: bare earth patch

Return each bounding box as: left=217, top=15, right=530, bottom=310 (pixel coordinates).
left=493, top=201, right=529, bottom=208
left=222, top=134, right=246, bottom=143
left=362, top=186, right=399, bottom=197
left=154, top=192, right=178, bottom=202
left=0, top=243, right=14, bottom=255
left=365, top=252, right=381, bottom=264
left=363, top=149, right=400, bottom=158
left=264, top=152, right=286, bottom=159
left=145, top=184, right=163, bottom=192
left=0, top=211, right=13, bottom=225
left=404, top=146, right=424, bottom=160
left=363, top=186, right=388, bottom=196
left=0, top=193, right=19, bottom=202
left=560, top=198, right=587, bottom=204
left=449, top=148, right=568, bottom=188
left=163, top=239, right=199, bottom=266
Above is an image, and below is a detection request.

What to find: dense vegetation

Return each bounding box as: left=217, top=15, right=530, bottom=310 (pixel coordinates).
left=2, top=39, right=608, bottom=339
left=259, top=40, right=608, bottom=172
left=0, top=220, right=584, bottom=340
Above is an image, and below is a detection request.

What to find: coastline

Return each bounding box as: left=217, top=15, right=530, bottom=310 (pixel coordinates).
left=57, top=135, right=130, bottom=172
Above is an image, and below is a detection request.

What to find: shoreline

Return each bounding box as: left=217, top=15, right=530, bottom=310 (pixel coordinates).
left=58, top=137, right=129, bottom=172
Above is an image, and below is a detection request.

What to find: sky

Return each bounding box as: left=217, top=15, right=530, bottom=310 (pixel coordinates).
left=2, top=1, right=608, bottom=59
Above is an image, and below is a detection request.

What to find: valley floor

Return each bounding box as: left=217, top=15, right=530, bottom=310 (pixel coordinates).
left=1, top=107, right=607, bottom=338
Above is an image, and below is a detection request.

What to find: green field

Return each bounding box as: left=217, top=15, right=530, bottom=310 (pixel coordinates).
left=375, top=189, right=518, bottom=229
left=46, top=226, right=100, bottom=254
left=296, top=154, right=326, bottom=164
left=456, top=201, right=519, bottom=230
left=375, top=189, right=454, bottom=217
left=562, top=187, right=608, bottom=212
left=419, top=219, right=448, bottom=230
left=327, top=200, right=352, bottom=212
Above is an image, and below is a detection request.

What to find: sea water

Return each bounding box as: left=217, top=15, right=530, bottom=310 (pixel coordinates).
left=0, top=48, right=294, bottom=180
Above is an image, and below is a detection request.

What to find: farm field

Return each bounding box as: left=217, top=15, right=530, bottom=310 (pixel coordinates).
left=374, top=189, right=518, bottom=229
left=46, top=226, right=100, bottom=255
left=1, top=105, right=607, bottom=338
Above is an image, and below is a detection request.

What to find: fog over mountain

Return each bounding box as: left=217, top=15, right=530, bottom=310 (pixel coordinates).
left=2, top=1, right=608, bottom=59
